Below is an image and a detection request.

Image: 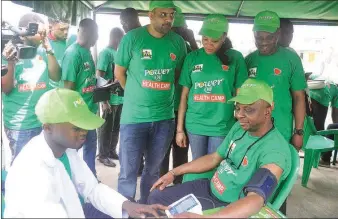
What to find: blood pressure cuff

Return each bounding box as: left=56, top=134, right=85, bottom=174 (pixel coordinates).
left=243, top=168, right=278, bottom=204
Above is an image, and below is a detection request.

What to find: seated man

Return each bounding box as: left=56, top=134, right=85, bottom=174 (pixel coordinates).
left=148, top=78, right=292, bottom=218
left=4, top=88, right=166, bottom=218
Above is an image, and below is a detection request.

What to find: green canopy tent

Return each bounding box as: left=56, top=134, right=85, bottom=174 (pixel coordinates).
left=12, top=0, right=338, bottom=25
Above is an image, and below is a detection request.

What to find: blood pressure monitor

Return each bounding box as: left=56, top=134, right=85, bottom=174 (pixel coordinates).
left=165, top=194, right=202, bottom=217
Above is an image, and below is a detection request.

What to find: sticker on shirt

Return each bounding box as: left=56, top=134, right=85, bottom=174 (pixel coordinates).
left=242, top=156, right=249, bottom=167
left=142, top=49, right=152, bottom=60
left=274, top=68, right=282, bottom=76
left=144, top=69, right=171, bottom=81
left=211, top=172, right=226, bottom=195
left=194, top=94, right=225, bottom=103
left=222, top=65, right=229, bottom=71
left=18, top=82, right=47, bottom=92
left=170, top=53, right=176, bottom=61
left=192, top=64, right=203, bottom=73
left=84, top=62, right=91, bottom=71
left=142, top=80, right=171, bottom=90
left=249, top=67, right=257, bottom=77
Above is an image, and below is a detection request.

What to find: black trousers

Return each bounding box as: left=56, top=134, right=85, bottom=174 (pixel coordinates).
left=98, top=104, right=123, bottom=159
left=322, top=123, right=338, bottom=162
left=160, top=111, right=189, bottom=184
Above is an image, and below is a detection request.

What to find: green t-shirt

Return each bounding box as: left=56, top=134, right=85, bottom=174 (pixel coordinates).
left=179, top=48, right=248, bottom=136
left=115, top=26, right=187, bottom=124
left=66, top=34, right=77, bottom=48
left=97, top=47, right=123, bottom=105
left=245, top=47, right=307, bottom=141
left=174, top=41, right=193, bottom=111
left=210, top=122, right=291, bottom=203
left=61, top=43, right=98, bottom=114
left=309, top=83, right=338, bottom=108
left=2, top=49, right=56, bottom=130
left=48, top=39, right=67, bottom=65
left=58, top=153, right=84, bottom=205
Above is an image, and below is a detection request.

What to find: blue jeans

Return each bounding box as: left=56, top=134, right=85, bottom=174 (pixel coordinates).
left=4, top=127, right=42, bottom=161
left=118, top=119, right=175, bottom=204
left=187, top=132, right=225, bottom=160
left=147, top=179, right=228, bottom=210
left=82, top=130, right=98, bottom=177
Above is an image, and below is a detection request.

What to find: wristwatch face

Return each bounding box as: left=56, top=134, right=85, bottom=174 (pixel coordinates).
left=295, top=129, right=304, bottom=135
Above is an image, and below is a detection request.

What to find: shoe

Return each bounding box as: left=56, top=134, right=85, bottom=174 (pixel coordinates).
left=318, top=159, right=330, bottom=168
left=98, top=157, right=116, bottom=168
left=110, top=152, right=119, bottom=160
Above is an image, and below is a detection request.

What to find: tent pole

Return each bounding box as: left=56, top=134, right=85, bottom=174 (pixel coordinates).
left=236, top=0, right=245, bottom=17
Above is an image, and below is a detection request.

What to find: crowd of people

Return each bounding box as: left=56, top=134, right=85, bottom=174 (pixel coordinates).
left=1, top=0, right=336, bottom=218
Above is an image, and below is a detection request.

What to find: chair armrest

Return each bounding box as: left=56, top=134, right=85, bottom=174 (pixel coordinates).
left=316, top=129, right=338, bottom=136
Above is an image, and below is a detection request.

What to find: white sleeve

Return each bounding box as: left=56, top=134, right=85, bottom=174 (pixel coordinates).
left=70, top=151, right=128, bottom=218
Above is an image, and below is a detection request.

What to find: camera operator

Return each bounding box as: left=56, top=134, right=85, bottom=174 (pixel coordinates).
left=96, top=27, right=124, bottom=168
left=1, top=13, right=61, bottom=161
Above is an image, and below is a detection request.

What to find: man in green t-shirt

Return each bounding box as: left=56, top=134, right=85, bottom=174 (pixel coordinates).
left=62, top=18, right=99, bottom=176
left=245, top=11, right=307, bottom=152
left=2, top=13, right=61, bottom=161
left=114, top=0, right=187, bottom=204
left=96, top=27, right=124, bottom=168
left=148, top=78, right=291, bottom=218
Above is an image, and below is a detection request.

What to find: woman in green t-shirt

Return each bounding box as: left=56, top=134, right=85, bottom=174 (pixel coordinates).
left=176, top=14, right=248, bottom=160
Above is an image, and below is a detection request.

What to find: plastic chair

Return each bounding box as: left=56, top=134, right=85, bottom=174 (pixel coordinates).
left=301, top=116, right=338, bottom=187
left=182, top=145, right=300, bottom=211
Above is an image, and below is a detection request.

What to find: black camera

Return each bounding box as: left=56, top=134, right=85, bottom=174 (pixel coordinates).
left=1, top=21, right=39, bottom=60
left=93, top=81, right=124, bottom=103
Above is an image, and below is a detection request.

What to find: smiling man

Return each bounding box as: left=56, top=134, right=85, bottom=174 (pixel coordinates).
left=147, top=78, right=291, bottom=218
left=245, top=11, right=307, bottom=152
left=114, top=0, right=187, bottom=203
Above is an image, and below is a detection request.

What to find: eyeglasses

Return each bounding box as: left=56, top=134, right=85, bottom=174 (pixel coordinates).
left=224, top=126, right=275, bottom=169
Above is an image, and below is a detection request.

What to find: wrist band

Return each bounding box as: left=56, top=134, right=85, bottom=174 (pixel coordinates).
left=169, top=170, right=176, bottom=178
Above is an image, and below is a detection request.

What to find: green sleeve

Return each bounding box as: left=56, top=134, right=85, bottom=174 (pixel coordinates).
left=115, top=33, right=133, bottom=68
left=178, top=54, right=192, bottom=88
left=176, top=38, right=188, bottom=72
left=290, top=54, right=307, bottom=91
left=233, top=51, right=248, bottom=88
left=96, top=50, right=110, bottom=72
left=61, top=50, right=80, bottom=83
left=216, top=122, right=241, bottom=158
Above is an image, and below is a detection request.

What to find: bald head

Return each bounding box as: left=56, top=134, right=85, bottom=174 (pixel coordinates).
left=19, top=13, right=45, bottom=28
left=77, top=18, right=98, bottom=48
left=279, top=18, right=294, bottom=47
left=120, top=8, right=141, bottom=33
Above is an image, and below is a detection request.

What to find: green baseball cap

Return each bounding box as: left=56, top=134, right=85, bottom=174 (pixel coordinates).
left=253, top=10, right=280, bottom=33
left=228, top=78, right=273, bottom=105
left=199, top=14, right=229, bottom=40
left=35, top=88, right=104, bottom=130
left=149, top=0, right=177, bottom=11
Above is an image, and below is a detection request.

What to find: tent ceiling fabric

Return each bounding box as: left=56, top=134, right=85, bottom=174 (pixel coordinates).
left=89, top=0, right=338, bottom=21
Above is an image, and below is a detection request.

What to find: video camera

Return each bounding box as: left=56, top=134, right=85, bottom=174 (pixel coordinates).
left=1, top=21, right=39, bottom=60
left=93, top=81, right=124, bottom=103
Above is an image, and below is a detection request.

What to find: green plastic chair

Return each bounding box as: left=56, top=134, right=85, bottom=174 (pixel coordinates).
left=301, top=116, right=338, bottom=187
left=182, top=145, right=300, bottom=211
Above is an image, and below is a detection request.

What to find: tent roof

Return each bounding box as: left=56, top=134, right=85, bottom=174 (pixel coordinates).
left=89, top=0, right=338, bottom=23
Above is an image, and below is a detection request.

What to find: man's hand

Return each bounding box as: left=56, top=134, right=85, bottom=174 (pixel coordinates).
left=150, top=172, right=175, bottom=192
left=174, top=212, right=204, bottom=218
left=292, top=134, right=303, bottom=151
left=176, top=132, right=188, bottom=148
left=122, top=201, right=168, bottom=218
left=101, top=101, right=112, bottom=114
left=2, top=42, right=18, bottom=62
left=39, top=29, right=52, bottom=51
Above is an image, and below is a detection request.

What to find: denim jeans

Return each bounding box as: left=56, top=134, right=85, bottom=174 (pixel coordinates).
left=83, top=203, right=112, bottom=218
left=118, top=119, right=175, bottom=204
left=147, top=179, right=228, bottom=210
left=4, top=127, right=42, bottom=162
left=187, top=132, right=225, bottom=160
left=82, top=130, right=98, bottom=177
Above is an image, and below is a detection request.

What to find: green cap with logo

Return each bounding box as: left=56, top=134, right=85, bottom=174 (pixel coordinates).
left=253, top=10, right=280, bottom=33
left=149, top=0, right=177, bottom=11
left=228, top=78, right=273, bottom=105
left=35, top=88, right=104, bottom=130
left=199, top=14, right=229, bottom=40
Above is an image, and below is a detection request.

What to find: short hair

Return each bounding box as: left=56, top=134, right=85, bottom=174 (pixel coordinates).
left=120, top=8, right=139, bottom=21
left=48, top=17, right=69, bottom=25
left=79, top=18, right=97, bottom=29
left=110, top=27, right=124, bottom=39
left=18, top=13, right=45, bottom=28
left=280, top=18, right=294, bottom=31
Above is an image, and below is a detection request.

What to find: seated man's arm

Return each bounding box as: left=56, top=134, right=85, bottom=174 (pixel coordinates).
left=4, top=169, right=68, bottom=218
left=211, top=164, right=283, bottom=218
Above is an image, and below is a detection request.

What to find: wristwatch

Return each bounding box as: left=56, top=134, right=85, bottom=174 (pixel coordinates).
left=46, top=49, right=55, bottom=56
left=294, top=129, right=304, bottom=136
